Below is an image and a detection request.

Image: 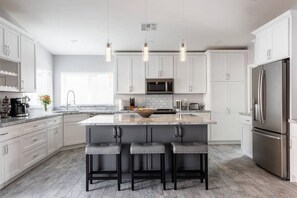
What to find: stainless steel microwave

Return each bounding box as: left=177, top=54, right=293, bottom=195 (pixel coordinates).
left=146, top=79, right=174, bottom=94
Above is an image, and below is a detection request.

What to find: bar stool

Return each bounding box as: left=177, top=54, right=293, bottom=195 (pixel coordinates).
left=130, top=142, right=166, bottom=190
left=171, top=142, right=208, bottom=190
left=85, top=143, right=121, bottom=191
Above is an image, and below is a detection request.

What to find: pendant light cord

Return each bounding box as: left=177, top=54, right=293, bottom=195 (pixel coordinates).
left=181, top=0, right=184, bottom=42
left=107, top=0, right=110, bottom=43
left=144, top=0, right=147, bottom=43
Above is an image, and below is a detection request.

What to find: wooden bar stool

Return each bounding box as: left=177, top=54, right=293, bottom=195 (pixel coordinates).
left=85, top=143, right=121, bottom=191
left=171, top=142, right=208, bottom=190
left=130, top=142, right=166, bottom=191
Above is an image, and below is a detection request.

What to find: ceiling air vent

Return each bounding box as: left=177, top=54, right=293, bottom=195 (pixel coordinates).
left=141, top=23, right=157, bottom=31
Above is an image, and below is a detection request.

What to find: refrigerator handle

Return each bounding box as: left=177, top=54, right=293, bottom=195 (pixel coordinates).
left=258, top=70, right=263, bottom=124
left=261, top=70, right=266, bottom=123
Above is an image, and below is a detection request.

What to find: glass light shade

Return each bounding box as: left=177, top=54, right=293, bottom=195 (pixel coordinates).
left=143, top=42, right=149, bottom=62
left=179, top=42, right=187, bottom=62
left=105, top=42, right=112, bottom=62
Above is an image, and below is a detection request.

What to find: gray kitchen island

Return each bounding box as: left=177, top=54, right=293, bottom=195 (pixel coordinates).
left=79, top=113, right=215, bottom=172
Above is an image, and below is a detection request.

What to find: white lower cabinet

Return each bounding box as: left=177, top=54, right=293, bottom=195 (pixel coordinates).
left=3, top=137, right=23, bottom=181
left=290, top=124, right=297, bottom=182
left=22, top=144, right=47, bottom=170
left=0, top=142, right=5, bottom=186
left=241, top=115, right=253, bottom=158
left=47, top=124, right=63, bottom=155
left=64, top=114, right=89, bottom=146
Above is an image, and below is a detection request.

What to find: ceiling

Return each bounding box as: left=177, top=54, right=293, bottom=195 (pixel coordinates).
left=0, top=0, right=297, bottom=55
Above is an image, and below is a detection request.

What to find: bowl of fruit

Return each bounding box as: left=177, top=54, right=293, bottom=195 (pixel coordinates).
left=134, top=108, right=157, bottom=118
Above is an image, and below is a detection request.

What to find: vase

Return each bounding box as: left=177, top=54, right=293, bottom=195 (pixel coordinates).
left=44, top=104, right=48, bottom=114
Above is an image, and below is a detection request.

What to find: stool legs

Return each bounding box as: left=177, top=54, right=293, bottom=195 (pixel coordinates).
left=161, top=154, right=166, bottom=190
left=131, top=154, right=134, bottom=191
left=116, top=154, right=121, bottom=191
left=86, top=154, right=89, bottom=191
left=200, top=154, right=203, bottom=183
left=205, top=153, right=208, bottom=190
left=173, top=153, right=177, bottom=190
left=90, top=155, right=93, bottom=184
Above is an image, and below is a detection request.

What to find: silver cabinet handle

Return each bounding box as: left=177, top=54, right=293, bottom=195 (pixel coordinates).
left=112, top=127, right=117, bottom=138
left=32, top=138, right=38, bottom=142
left=6, top=144, right=8, bottom=154
left=7, top=46, right=10, bottom=56
left=174, top=126, right=179, bottom=137
left=178, top=126, right=183, bottom=137
left=0, top=132, right=8, bottom=136
left=116, top=127, right=121, bottom=138
left=3, top=45, right=7, bottom=55
left=33, top=154, right=38, bottom=158
left=190, top=85, right=193, bottom=92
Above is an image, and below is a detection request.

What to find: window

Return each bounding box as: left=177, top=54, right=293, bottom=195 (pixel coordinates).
left=27, top=69, right=53, bottom=108
left=61, top=72, right=114, bottom=105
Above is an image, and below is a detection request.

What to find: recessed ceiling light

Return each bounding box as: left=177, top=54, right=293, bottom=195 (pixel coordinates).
left=70, top=40, right=78, bottom=44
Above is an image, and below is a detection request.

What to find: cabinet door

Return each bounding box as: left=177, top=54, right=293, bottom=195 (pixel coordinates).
left=131, top=56, right=145, bottom=94
left=64, top=122, right=86, bottom=146
left=241, top=124, right=253, bottom=157
left=116, top=56, right=130, bottom=94
left=228, top=82, right=245, bottom=114
left=0, top=142, right=4, bottom=186
left=0, top=25, right=5, bottom=57
left=55, top=125, right=63, bottom=150
left=272, top=17, right=289, bottom=60
left=47, top=127, right=55, bottom=154
left=5, top=28, right=20, bottom=61
left=146, top=56, right=159, bottom=78
left=228, top=114, right=241, bottom=141
left=190, top=55, right=207, bottom=93
left=211, top=82, right=227, bottom=112
left=174, top=56, right=190, bottom=93
left=159, top=56, right=174, bottom=78
left=228, top=53, right=245, bottom=82
left=211, top=112, right=228, bottom=141
left=4, top=137, right=22, bottom=181
left=291, top=137, right=297, bottom=182
left=21, top=36, right=36, bottom=92
left=256, top=29, right=272, bottom=64
left=210, top=53, right=227, bottom=81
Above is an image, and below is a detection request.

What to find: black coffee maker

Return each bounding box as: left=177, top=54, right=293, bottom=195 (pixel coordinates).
left=10, top=97, right=30, bottom=117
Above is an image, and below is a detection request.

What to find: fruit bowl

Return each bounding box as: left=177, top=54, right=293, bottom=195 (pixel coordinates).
left=134, top=108, right=157, bottom=118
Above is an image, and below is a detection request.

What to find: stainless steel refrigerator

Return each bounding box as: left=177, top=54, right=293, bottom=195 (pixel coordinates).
left=252, top=59, right=289, bottom=179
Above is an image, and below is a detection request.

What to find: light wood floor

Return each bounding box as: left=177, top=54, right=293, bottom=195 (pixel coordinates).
left=0, top=145, right=297, bottom=198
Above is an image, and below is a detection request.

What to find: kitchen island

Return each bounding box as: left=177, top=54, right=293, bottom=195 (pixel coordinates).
left=79, top=114, right=215, bottom=172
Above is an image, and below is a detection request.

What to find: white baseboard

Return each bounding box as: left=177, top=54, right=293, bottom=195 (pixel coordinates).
left=208, top=140, right=241, bottom=145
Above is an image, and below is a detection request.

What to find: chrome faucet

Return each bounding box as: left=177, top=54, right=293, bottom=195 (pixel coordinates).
left=66, top=90, right=76, bottom=110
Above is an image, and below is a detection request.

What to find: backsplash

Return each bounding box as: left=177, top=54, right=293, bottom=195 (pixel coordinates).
left=146, top=95, right=173, bottom=109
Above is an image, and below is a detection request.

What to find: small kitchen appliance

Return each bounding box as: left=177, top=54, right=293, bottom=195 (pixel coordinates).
left=146, top=79, right=174, bottom=94
left=10, top=97, right=30, bottom=117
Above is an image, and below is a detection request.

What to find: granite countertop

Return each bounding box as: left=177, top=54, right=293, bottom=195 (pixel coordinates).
left=79, top=113, right=216, bottom=126
left=0, top=112, right=63, bottom=128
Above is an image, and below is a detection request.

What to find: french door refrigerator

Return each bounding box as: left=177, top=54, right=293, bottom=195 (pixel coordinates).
left=252, top=59, right=289, bottom=179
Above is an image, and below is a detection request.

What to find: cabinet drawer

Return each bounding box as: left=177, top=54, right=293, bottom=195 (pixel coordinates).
left=22, top=129, right=46, bottom=152
left=0, top=124, right=22, bottom=142
left=47, top=116, right=63, bottom=127
left=23, top=120, right=47, bottom=135
left=64, top=114, right=89, bottom=123
left=178, top=113, right=211, bottom=119
left=241, top=116, right=252, bottom=125
left=23, top=144, right=47, bottom=169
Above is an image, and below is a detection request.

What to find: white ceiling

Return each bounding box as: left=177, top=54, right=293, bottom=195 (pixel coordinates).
left=0, top=0, right=297, bottom=55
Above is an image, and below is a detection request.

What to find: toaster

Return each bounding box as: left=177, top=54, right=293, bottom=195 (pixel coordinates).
left=189, top=103, right=204, bottom=110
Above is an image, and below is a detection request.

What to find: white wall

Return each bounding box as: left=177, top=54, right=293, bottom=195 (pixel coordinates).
left=53, top=55, right=115, bottom=107
left=36, top=43, right=53, bottom=71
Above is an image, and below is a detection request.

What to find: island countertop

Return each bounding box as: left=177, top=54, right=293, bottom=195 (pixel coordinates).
left=79, top=113, right=216, bottom=126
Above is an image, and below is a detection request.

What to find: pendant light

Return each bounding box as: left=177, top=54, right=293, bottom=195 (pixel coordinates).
left=142, top=0, right=149, bottom=62
left=179, top=0, right=186, bottom=62
left=105, top=0, right=112, bottom=62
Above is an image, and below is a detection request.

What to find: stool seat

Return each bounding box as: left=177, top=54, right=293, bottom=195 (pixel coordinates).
left=85, top=143, right=121, bottom=155
left=130, top=142, right=165, bottom=154
left=171, top=142, right=208, bottom=154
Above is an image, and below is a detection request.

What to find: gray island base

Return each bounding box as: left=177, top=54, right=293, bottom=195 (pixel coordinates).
left=79, top=114, right=216, bottom=172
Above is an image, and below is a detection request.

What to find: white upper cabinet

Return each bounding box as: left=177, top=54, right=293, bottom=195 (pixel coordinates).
left=116, top=55, right=145, bottom=94
left=20, top=35, right=36, bottom=93
left=0, top=142, right=4, bottom=186
left=209, top=51, right=247, bottom=82
left=174, top=54, right=207, bottom=94
left=146, top=56, right=174, bottom=78
left=0, top=24, right=20, bottom=62
left=253, top=14, right=290, bottom=65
